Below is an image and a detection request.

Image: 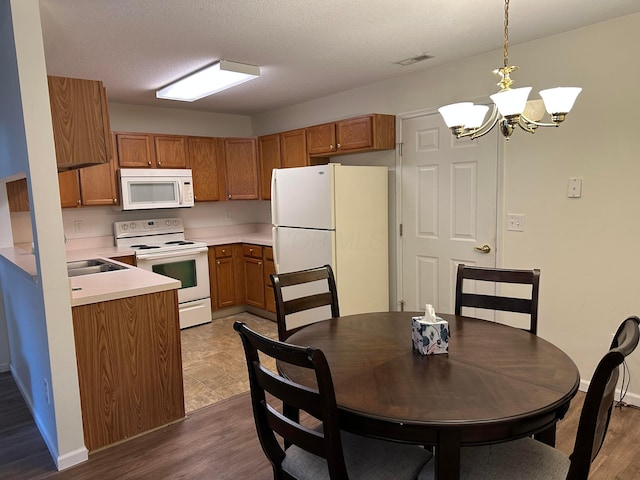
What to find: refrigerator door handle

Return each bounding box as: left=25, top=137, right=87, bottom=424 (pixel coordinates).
left=271, top=170, right=278, bottom=226
left=272, top=226, right=279, bottom=273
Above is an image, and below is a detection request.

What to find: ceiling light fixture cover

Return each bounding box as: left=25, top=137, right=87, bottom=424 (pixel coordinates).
left=156, top=60, right=260, bottom=102
left=438, top=0, right=581, bottom=140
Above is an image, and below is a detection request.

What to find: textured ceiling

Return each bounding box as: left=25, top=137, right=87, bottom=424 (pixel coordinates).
left=38, top=0, right=640, bottom=116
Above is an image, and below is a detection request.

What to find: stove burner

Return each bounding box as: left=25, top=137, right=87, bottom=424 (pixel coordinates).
left=165, top=241, right=195, bottom=246
left=131, top=244, right=161, bottom=250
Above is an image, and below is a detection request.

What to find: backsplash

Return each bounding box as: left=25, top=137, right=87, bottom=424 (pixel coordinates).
left=10, top=200, right=271, bottom=245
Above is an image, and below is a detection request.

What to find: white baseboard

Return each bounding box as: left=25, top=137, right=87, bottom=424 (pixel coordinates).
left=10, top=365, right=88, bottom=470
left=579, top=379, right=640, bottom=408
left=0, top=361, right=10, bottom=372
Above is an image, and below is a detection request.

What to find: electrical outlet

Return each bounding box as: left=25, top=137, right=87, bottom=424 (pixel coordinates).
left=74, top=220, right=84, bottom=233
left=507, top=214, right=525, bottom=232
left=44, top=379, right=50, bottom=404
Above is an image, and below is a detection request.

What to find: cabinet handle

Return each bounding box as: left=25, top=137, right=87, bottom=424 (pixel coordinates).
left=194, top=196, right=197, bottom=201
left=76, top=199, right=81, bottom=205
left=337, top=143, right=341, bottom=148
left=258, top=261, right=262, bottom=266
left=249, top=248, right=253, bottom=253
left=228, top=194, right=232, bottom=199
left=157, top=161, right=162, bottom=166
left=113, top=198, right=118, bottom=204
left=147, top=161, right=152, bottom=165
left=222, top=249, right=226, bottom=254
left=217, top=261, right=221, bottom=265
left=329, top=144, right=334, bottom=150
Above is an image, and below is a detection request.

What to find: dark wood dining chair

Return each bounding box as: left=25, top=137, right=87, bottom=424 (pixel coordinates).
left=418, top=315, right=640, bottom=480
left=455, top=264, right=540, bottom=334
left=270, top=264, right=340, bottom=341
left=233, top=321, right=432, bottom=480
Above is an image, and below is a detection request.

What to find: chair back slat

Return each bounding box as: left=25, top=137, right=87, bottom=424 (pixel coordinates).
left=271, top=264, right=340, bottom=341
left=455, top=264, right=540, bottom=335
left=234, top=321, right=349, bottom=479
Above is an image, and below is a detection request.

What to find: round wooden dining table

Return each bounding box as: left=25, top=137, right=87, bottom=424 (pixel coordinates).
left=280, top=312, right=580, bottom=480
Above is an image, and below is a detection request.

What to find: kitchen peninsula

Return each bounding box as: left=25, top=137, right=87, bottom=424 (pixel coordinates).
left=0, top=247, right=183, bottom=451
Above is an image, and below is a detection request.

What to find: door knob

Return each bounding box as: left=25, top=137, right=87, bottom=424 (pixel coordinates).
left=474, top=244, right=491, bottom=254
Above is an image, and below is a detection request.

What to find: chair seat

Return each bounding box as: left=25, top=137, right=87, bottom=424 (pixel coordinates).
left=417, top=437, right=570, bottom=480
left=282, top=430, right=432, bottom=480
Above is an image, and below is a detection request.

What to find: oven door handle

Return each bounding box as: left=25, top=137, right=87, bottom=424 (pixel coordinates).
left=136, top=246, right=209, bottom=261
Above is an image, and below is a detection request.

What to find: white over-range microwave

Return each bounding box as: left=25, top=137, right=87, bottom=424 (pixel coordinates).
left=119, top=168, right=195, bottom=210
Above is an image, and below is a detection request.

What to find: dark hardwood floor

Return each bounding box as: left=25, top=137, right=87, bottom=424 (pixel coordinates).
left=2, top=370, right=640, bottom=479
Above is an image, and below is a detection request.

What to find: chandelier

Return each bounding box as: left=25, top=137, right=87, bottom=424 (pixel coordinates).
left=438, top=0, right=581, bottom=141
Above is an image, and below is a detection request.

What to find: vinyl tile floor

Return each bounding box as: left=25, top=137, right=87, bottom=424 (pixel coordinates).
left=181, top=312, right=277, bottom=412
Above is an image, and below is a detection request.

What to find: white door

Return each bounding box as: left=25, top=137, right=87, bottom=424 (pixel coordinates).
left=400, top=112, right=499, bottom=315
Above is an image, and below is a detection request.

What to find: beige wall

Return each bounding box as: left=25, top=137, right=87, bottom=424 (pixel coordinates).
left=253, top=13, right=640, bottom=402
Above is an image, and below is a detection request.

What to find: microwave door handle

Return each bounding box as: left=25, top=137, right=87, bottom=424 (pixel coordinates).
left=177, top=181, right=183, bottom=206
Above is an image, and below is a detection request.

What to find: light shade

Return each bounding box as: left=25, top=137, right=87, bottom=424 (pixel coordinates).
left=156, top=60, right=260, bottom=102
left=490, top=87, right=532, bottom=116
left=438, top=102, right=474, bottom=128
left=539, top=87, right=582, bottom=114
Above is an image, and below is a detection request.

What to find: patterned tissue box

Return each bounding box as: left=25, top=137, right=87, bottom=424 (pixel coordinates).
left=412, top=316, right=449, bottom=355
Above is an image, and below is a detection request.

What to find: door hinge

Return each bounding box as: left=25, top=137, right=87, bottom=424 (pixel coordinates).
left=399, top=223, right=403, bottom=237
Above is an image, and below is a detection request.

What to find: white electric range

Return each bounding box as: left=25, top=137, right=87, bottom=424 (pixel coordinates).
left=114, top=218, right=211, bottom=329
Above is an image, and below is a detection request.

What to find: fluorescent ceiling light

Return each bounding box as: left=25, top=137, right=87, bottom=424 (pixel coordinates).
left=156, top=60, right=260, bottom=102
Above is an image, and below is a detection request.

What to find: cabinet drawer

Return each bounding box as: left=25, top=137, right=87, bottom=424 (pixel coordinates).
left=214, top=244, right=234, bottom=258
left=243, top=244, right=263, bottom=259
left=264, top=246, right=274, bottom=261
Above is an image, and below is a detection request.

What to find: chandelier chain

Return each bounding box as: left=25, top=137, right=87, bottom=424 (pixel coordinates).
left=503, top=0, right=510, bottom=68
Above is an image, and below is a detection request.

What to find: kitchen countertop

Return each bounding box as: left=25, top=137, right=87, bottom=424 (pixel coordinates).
left=0, top=224, right=273, bottom=308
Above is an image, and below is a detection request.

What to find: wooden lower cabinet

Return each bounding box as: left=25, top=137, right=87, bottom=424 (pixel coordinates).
left=111, top=255, right=136, bottom=266
left=209, top=245, right=242, bottom=310
left=243, top=244, right=265, bottom=309
left=72, top=290, right=184, bottom=451
left=263, top=247, right=276, bottom=313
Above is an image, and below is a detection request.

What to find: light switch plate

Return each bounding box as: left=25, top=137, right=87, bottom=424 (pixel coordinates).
left=507, top=214, right=525, bottom=232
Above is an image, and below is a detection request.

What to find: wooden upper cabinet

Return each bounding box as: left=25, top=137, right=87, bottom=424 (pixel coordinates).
left=6, top=179, right=30, bottom=212
left=306, top=114, right=395, bottom=157
left=224, top=137, right=259, bottom=200
left=115, top=133, right=187, bottom=168
left=280, top=128, right=308, bottom=168
left=58, top=169, right=81, bottom=208
left=306, top=122, right=337, bottom=156
left=258, top=128, right=308, bottom=200
left=47, top=76, right=111, bottom=170
left=188, top=136, right=226, bottom=202
left=79, top=132, right=119, bottom=206
left=154, top=135, right=188, bottom=168
left=258, top=134, right=281, bottom=201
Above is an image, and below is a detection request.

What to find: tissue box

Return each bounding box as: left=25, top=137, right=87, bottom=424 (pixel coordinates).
left=412, top=316, right=449, bottom=355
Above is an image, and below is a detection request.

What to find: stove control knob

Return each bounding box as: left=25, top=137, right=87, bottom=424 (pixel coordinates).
left=173, top=219, right=179, bottom=226
left=166, top=220, right=172, bottom=226
left=130, top=223, right=137, bottom=230
left=121, top=224, right=128, bottom=231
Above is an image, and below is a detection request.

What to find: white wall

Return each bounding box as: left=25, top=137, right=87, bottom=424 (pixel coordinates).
left=253, top=13, right=640, bottom=401
left=0, top=0, right=86, bottom=469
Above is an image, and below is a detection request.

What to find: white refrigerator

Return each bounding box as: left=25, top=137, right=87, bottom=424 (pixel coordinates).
left=271, top=163, right=389, bottom=330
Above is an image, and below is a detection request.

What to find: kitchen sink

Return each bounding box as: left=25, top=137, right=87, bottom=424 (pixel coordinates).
left=67, top=259, right=129, bottom=277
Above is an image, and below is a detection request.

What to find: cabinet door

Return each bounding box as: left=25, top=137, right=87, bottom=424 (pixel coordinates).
left=6, top=179, right=30, bottom=212
left=154, top=135, right=188, bottom=168
left=263, top=247, right=276, bottom=313
left=224, top=138, right=259, bottom=200
left=244, top=256, right=265, bottom=308
left=280, top=128, right=308, bottom=168
left=59, top=170, right=81, bottom=208
left=116, top=133, right=155, bottom=168
left=258, top=134, right=281, bottom=201
left=306, top=122, right=336, bottom=155
left=188, top=137, right=225, bottom=202
left=336, top=115, right=373, bottom=151
left=79, top=133, right=118, bottom=206
left=47, top=76, right=110, bottom=170
left=212, top=244, right=237, bottom=310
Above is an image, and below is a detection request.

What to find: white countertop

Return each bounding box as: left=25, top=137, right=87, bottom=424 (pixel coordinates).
left=0, top=224, right=272, bottom=307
